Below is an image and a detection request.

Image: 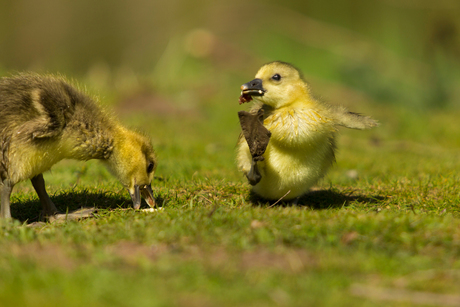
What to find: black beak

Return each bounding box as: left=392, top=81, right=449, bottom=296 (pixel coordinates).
left=130, top=185, right=141, bottom=210
left=241, top=78, right=265, bottom=96
left=239, top=78, right=266, bottom=104
left=129, top=184, right=156, bottom=210
left=141, top=184, right=156, bottom=208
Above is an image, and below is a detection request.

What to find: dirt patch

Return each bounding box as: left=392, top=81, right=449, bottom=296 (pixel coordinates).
left=105, top=241, right=170, bottom=264
left=5, top=240, right=317, bottom=275
left=104, top=241, right=317, bottom=274
left=168, top=246, right=318, bottom=274
left=8, top=242, right=78, bottom=271
left=238, top=249, right=316, bottom=273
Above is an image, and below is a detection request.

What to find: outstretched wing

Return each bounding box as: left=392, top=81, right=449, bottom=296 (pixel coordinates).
left=330, top=106, right=378, bottom=130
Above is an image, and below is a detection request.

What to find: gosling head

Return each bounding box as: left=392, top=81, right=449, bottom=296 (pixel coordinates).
left=239, top=61, right=310, bottom=109
left=108, top=129, right=157, bottom=210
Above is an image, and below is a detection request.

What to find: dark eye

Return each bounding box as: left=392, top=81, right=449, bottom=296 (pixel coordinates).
left=147, top=161, right=155, bottom=173
left=271, top=74, right=281, bottom=81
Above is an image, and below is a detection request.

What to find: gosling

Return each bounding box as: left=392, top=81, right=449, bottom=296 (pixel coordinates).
left=237, top=61, right=377, bottom=201
left=0, top=73, right=157, bottom=219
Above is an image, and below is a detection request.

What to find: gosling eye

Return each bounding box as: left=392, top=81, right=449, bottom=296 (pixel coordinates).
left=147, top=161, right=155, bottom=173
left=271, top=74, right=281, bottom=81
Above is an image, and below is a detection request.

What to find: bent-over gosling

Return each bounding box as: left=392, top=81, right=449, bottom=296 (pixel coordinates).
left=0, top=74, right=157, bottom=219
left=237, top=61, right=377, bottom=201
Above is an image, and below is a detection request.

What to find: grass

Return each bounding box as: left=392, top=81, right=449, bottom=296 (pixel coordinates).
left=1, top=77, right=460, bottom=307
left=2, top=1, right=460, bottom=305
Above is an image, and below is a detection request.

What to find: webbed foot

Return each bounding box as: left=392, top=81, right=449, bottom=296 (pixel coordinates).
left=44, top=208, right=97, bottom=223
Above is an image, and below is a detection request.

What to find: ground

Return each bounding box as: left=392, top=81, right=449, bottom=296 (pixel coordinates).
left=1, top=81, right=459, bottom=307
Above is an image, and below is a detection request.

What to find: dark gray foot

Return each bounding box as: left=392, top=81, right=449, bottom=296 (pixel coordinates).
left=247, top=158, right=262, bottom=186
left=31, top=174, right=96, bottom=223
left=291, top=196, right=301, bottom=205
left=45, top=208, right=97, bottom=223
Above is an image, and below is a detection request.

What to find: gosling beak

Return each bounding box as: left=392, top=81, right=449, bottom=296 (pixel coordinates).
left=239, top=78, right=266, bottom=104
left=129, top=184, right=156, bottom=209
left=141, top=184, right=156, bottom=208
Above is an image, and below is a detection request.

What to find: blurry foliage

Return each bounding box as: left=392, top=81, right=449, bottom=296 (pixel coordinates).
left=0, top=0, right=459, bottom=109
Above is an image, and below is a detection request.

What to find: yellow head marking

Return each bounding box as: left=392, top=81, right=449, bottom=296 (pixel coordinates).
left=108, top=128, right=157, bottom=194
left=254, top=61, right=312, bottom=109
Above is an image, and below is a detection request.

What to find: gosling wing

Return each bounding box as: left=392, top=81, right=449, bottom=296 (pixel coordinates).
left=330, top=106, right=378, bottom=130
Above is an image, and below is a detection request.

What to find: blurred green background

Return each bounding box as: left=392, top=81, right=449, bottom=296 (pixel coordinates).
left=1, top=0, right=459, bottom=110
left=2, top=3, right=460, bottom=306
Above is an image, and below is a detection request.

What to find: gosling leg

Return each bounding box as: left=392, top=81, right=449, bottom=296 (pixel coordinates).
left=291, top=196, right=301, bottom=205
left=31, top=174, right=59, bottom=216
left=246, top=158, right=262, bottom=186
left=31, top=174, right=95, bottom=222
left=1, top=179, right=13, bottom=219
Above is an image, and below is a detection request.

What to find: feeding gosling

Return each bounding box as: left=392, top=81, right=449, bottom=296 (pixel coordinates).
left=237, top=61, right=377, bottom=201
left=0, top=74, right=157, bottom=219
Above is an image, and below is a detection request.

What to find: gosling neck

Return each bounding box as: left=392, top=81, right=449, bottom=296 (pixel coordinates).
left=63, top=116, right=116, bottom=161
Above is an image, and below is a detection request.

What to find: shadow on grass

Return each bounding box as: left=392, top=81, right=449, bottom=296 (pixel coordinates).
left=249, top=189, right=386, bottom=209
left=11, top=190, right=133, bottom=223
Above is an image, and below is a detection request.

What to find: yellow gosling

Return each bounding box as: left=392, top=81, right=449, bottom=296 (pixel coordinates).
left=237, top=61, right=378, bottom=201
left=0, top=73, right=157, bottom=219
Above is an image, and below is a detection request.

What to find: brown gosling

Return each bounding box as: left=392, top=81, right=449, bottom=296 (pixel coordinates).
left=0, top=73, right=157, bottom=219
left=237, top=61, right=378, bottom=201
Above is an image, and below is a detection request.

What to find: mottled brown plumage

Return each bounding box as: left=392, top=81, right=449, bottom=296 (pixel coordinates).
left=0, top=73, right=157, bottom=219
